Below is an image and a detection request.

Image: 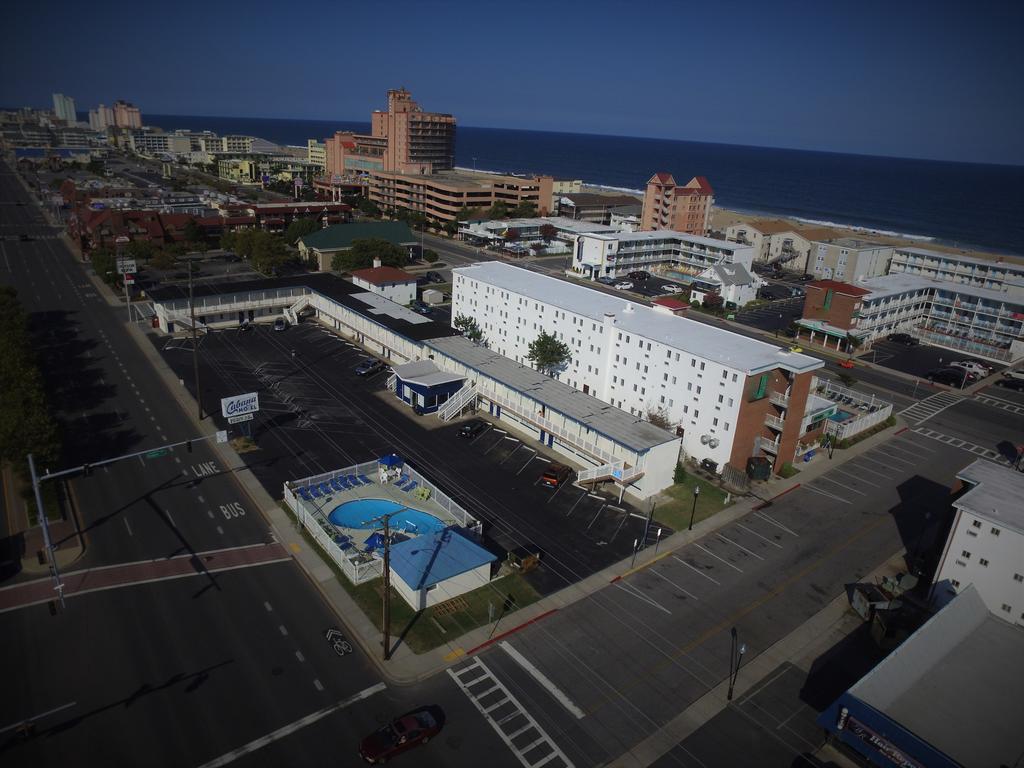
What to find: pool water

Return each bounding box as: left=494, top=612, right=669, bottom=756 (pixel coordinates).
left=328, top=498, right=446, bottom=534
left=828, top=410, right=854, bottom=422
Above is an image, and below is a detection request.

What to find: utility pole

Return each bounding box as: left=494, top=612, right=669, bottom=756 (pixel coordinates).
left=382, top=514, right=392, bottom=661
left=28, top=454, right=65, bottom=610
left=188, top=259, right=203, bottom=420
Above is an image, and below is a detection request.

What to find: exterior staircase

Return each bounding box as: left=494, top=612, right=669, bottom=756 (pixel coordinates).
left=437, top=382, right=478, bottom=421
left=283, top=296, right=311, bottom=325
left=576, top=460, right=644, bottom=486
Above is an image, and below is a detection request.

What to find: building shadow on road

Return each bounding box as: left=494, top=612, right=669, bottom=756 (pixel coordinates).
left=888, top=476, right=955, bottom=583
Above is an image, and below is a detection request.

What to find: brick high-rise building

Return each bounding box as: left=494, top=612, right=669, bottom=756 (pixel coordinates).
left=640, top=173, right=714, bottom=235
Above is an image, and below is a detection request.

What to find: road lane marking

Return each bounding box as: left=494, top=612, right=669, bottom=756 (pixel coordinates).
left=264, top=601, right=273, bottom=611
left=648, top=567, right=700, bottom=600
left=614, top=580, right=672, bottom=615
left=802, top=484, right=851, bottom=504
left=843, top=461, right=891, bottom=480
left=123, top=518, right=133, bottom=537
left=217, top=526, right=224, bottom=535
left=693, top=542, right=744, bottom=572
left=753, top=511, right=798, bottom=537
left=499, top=641, right=585, bottom=719
left=813, top=476, right=866, bottom=496
left=313, top=679, right=323, bottom=691
left=196, top=683, right=387, bottom=768
left=165, top=511, right=177, bottom=528
left=736, top=523, right=783, bottom=548
left=295, top=650, right=304, bottom=662
left=0, top=701, right=78, bottom=734
left=716, top=533, right=765, bottom=560
left=672, top=556, right=722, bottom=584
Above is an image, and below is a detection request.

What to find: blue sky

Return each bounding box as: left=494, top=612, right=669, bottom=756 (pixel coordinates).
left=2, top=0, right=1022, bottom=164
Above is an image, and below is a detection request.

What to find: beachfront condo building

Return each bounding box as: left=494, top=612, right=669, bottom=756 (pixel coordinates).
left=52, top=93, right=77, bottom=125
left=113, top=100, right=142, bottom=129
left=888, top=247, right=1024, bottom=296
left=640, top=173, right=714, bottom=235
left=572, top=230, right=754, bottom=281
left=451, top=261, right=831, bottom=476
left=88, top=103, right=115, bottom=132
left=808, top=238, right=892, bottom=282
left=307, top=139, right=326, bottom=171
left=724, top=220, right=836, bottom=272
left=325, top=88, right=455, bottom=179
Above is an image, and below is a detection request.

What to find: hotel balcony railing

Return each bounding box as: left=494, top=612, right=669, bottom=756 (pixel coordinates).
left=764, top=413, right=786, bottom=431
left=758, top=437, right=781, bottom=455
left=769, top=390, right=790, bottom=408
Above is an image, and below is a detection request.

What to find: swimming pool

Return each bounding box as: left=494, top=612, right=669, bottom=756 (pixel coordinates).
left=828, top=410, right=854, bottom=422
left=328, top=498, right=446, bottom=534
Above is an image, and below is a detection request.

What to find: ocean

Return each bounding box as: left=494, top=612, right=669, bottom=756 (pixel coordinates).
left=145, top=112, right=1024, bottom=254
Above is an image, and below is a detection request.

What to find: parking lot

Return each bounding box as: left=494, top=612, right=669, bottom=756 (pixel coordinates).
left=734, top=296, right=804, bottom=334
left=862, top=338, right=1004, bottom=382
left=154, top=320, right=660, bottom=596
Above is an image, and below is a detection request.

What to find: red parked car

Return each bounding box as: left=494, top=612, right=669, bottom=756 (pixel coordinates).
left=359, top=709, right=441, bottom=764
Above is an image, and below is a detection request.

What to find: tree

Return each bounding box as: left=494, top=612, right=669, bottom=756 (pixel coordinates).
left=183, top=217, right=206, bottom=245
left=487, top=201, right=510, bottom=220
left=702, top=292, right=724, bottom=311
left=232, top=230, right=257, bottom=259
left=646, top=406, right=674, bottom=430
left=442, top=220, right=459, bottom=237
left=86, top=159, right=105, bottom=175
left=330, top=238, right=406, bottom=272
left=149, top=250, right=176, bottom=271
left=846, top=333, right=863, bottom=353
left=355, top=197, right=380, bottom=218
left=89, top=249, right=118, bottom=286
left=219, top=230, right=236, bottom=252
left=453, top=314, right=484, bottom=344
left=455, top=206, right=486, bottom=222
left=504, top=228, right=520, bottom=243
left=526, top=330, right=571, bottom=376
left=422, top=249, right=439, bottom=264
left=250, top=232, right=291, bottom=275
left=538, top=223, right=558, bottom=243
left=125, top=240, right=155, bottom=262
left=285, top=217, right=319, bottom=244
left=511, top=200, right=537, bottom=218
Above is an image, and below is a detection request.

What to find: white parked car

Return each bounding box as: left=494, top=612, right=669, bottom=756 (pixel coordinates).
left=660, top=284, right=683, bottom=294
left=950, top=360, right=991, bottom=378
left=614, top=281, right=634, bottom=290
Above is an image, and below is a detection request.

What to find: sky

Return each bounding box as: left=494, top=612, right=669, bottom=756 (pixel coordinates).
left=2, top=0, right=1022, bottom=165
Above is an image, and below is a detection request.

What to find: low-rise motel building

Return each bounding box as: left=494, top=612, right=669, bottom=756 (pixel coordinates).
left=451, top=261, right=831, bottom=476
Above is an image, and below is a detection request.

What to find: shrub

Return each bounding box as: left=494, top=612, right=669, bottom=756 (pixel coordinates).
left=779, top=462, right=800, bottom=478
left=673, top=463, right=687, bottom=484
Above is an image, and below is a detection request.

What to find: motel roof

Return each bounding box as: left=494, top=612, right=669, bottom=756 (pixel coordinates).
left=389, top=527, right=497, bottom=590
left=843, top=586, right=1024, bottom=768
left=452, top=262, right=822, bottom=375
left=350, top=266, right=417, bottom=286
left=390, top=359, right=465, bottom=388
left=953, top=459, right=1024, bottom=536
left=857, top=273, right=1024, bottom=304
left=807, top=280, right=870, bottom=297
left=425, top=336, right=682, bottom=453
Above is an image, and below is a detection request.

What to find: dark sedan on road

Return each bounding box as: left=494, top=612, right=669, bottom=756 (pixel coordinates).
left=996, top=377, right=1024, bottom=391
left=355, top=358, right=386, bottom=377
left=359, top=709, right=441, bottom=764
left=424, top=270, right=445, bottom=283
left=927, top=367, right=969, bottom=386
left=458, top=418, right=488, bottom=438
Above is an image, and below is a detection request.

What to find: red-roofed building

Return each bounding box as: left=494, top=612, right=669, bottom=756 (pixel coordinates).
left=641, top=172, right=715, bottom=235
left=350, top=261, right=417, bottom=305
left=795, top=280, right=872, bottom=352
left=68, top=207, right=224, bottom=252
left=651, top=296, right=690, bottom=316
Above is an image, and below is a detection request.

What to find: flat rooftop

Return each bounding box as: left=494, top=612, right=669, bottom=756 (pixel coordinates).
left=424, top=335, right=678, bottom=453
left=583, top=229, right=748, bottom=251
left=894, top=245, right=1024, bottom=269
left=859, top=272, right=1024, bottom=304
left=848, top=586, right=1024, bottom=768
left=954, top=459, right=1024, bottom=535
left=467, top=216, right=617, bottom=234
left=819, top=237, right=889, bottom=249
left=453, top=262, right=822, bottom=375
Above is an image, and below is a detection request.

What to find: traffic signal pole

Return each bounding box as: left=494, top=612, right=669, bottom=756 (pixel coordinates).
left=28, top=453, right=65, bottom=610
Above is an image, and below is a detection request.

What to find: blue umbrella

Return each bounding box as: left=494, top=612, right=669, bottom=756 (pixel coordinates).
left=379, top=453, right=403, bottom=467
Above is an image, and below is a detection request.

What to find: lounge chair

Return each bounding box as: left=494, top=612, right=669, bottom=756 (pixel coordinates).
left=330, top=477, right=348, bottom=492
left=358, top=473, right=372, bottom=485
left=310, top=485, right=322, bottom=499
left=395, top=474, right=411, bottom=487
left=403, top=480, right=419, bottom=493
left=346, top=474, right=361, bottom=486
left=298, top=487, right=312, bottom=501
left=319, top=482, right=333, bottom=495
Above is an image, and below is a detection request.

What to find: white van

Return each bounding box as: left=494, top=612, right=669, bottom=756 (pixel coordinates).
left=950, top=361, right=991, bottom=379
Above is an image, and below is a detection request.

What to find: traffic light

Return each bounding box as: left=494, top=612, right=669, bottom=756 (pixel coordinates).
left=82, top=464, right=93, bottom=477
left=186, top=440, right=193, bottom=453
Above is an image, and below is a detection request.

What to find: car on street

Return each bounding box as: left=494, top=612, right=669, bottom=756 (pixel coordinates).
left=613, top=281, right=634, bottom=290
left=539, top=462, right=573, bottom=489
left=788, top=345, right=803, bottom=353
left=596, top=276, right=616, bottom=285
left=410, top=300, right=431, bottom=315
left=660, top=283, right=683, bottom=294
left=458, top=418, right=488, bottom=439
left=425, top=270, right=444, bottom=283
left=1003, top=369, right=1024, bottom=382
left=927, top=367, right=969, bottom=386
left=950, top=360, right=991, bottom=378
left=996, top=377, right=1024, bottom=391
left=887, top=332, right=918, bottom=345
left=359, top=709, right=441, bottom=765
left=627, top=270, right=650, bottom=281
left=839, top=359, right=855, bottom=369
left=238, top=320, right=253, bottom=332
left=796, top=273, right=815, bottom=281
left=355, top=358, right=386, bottom=377
left=273, top=317, right=288, bottom=332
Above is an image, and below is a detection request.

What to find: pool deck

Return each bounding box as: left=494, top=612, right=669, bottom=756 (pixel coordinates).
left=301, top=473, right=461, bottom=550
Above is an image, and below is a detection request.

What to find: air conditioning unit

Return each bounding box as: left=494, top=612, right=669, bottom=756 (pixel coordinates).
left=709, top=438, right=720, bottom=449
left=700, top=434, right=710, bottom=445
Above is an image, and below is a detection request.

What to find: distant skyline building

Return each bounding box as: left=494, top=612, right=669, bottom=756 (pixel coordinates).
left=88, top=103, right=115, bottom=131
left=52, top=93, right=77, bottom=124
left=113, top=100, right=142, bottom=129
left=325, top=88, right=455, bottom=178
left=640, top=173, right=714, bottom=236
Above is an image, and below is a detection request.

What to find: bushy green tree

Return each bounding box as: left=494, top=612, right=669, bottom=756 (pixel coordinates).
left=250, top=232, right=291, bottom=275
left=285, top=218, right=319, bottom=244
left=511, top=200, right=536, bottom=218
left=184, top=217, right=205, bottom=245
left=539, top=223, right=558, bottom=242
left=89, top=249, right=118, bottom=286
left=453, top=314, right=484, bottom=344
left=486, top=201, right=509, bottom=220
left=331, top=238, right=407, bottom=272
left=422, top=249, right=439, bottom=264
left=526, top=330, right=571, bottom=376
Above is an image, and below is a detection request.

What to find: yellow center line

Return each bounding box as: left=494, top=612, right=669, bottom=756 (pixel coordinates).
left=582, top=515, right=890, bottom=718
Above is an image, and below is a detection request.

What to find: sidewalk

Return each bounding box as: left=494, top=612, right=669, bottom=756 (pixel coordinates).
left=614, top=550, right=909, bottom=767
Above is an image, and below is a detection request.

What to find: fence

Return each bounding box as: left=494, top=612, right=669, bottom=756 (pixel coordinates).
left=816, top=379, right=893, bottom=441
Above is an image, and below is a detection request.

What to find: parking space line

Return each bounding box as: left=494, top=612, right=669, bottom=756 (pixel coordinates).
left=843, top=461, right=891, bottom=480
left=868, top=449, right=915, bottom=466
left=693, top=542, right=744, bottom=572
left=802, top=484, right=851, bottom=504
left=672, top=556, right=722, bottom=584
left=586, top=503, right=607, bottom=529
left=565, top=491, right=588, bottom=517
left=515, top=451, right=539, bottom=475
left=818, top=473, right=867, bottom=495
left=648, top=567, right=699, bottom=600
left=614, top=581, right=672, bottom=615
left=716, top=533, right=765, bottom=560
left=736, top=523, right=783, bottom=548
left=753, top=511, right=798, bottom=537
left=498, top=443, right=524, bottom=465
left=856, top=454, right=899, bottom=472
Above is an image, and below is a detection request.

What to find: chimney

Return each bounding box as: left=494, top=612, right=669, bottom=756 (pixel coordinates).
left=372, top=257, right=382, bottom=268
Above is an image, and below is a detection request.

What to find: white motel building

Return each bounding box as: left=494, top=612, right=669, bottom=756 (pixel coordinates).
left=451, top=262, right=830, bottom=476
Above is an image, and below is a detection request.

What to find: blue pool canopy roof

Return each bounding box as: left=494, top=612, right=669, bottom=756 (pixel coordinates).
left=389, top=528, right=497, bottom=590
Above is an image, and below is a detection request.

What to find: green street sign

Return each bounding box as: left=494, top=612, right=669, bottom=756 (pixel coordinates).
left=145, top=448, right=169, bottom=459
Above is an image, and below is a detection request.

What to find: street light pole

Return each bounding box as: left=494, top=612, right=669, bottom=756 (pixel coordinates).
left=688, top=485, right=700, bottom=531
left=727, top=627, right=747, bottom=701
left=28, top=453, right=65, bottom=610
left=382, top=513, right=392, bottom=661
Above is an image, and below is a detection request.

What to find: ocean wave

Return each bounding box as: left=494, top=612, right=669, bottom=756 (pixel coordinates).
left=454, top=166, right=646, bottom=196
left=789, top=215, right=935, bottom=242
left=583, top=182, right=645, bottom=196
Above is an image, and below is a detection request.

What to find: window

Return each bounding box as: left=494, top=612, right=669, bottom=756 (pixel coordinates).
left=980, top=558, right=989, bottom=567
left=718, top=394, right=724, bottom=403
left=961, top=550, right=971, bottom=559
left=713, top=418, right=719, bottom=426
left=731, top=373, right=737, bottom=382
left=1001, top=604, right=1012, bottom=613
left=722, top=371, right=728, bottom=379
left=724, top=422, right=730, bottom=431
left=971, top=520, right=981, bottom=528
left=1014, top=574, right=1023, bottom=583
left=991, top=527, right=1001, bottom=536
left=700, top=362, right=705, bottom=371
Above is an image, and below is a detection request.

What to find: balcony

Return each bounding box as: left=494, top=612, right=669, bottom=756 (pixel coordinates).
left=758, top=437, right=780, bottom=455
left=764, top=413, right=786, bottom=431
left=769, top=390, right=790, bottom=408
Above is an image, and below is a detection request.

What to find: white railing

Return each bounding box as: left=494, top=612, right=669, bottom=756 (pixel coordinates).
left=437, top=382, right=478, bottom=421
left=576, top=460, right=644, bottom=485
left=386, top=373, right=397, bottom=392
left=481, top=388, right=619, bottom=465
left=764, top=413, right=786, bottom=430
left=758, top=437, right=780, bottom=455
left=915, top=329, right=1015, bottom=363
left=824, top=407, right=892, bottom=441
left=166, top=312, right=210, bottom=333
left=284, top=295, right=310, bottom=325
left=769, top=390, right=790, bottom=408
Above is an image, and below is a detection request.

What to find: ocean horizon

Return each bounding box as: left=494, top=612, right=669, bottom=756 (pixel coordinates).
left=100, top=112, right=1024, bottom=254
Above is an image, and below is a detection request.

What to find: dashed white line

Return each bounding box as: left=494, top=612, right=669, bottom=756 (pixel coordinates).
left=736, top=523, right=783, bottom=548
left=278, top=625, right=288, bottom=636
left=312, top=679, right=324, bottom=691
left=123, top=518, right=133, bottom=537
left=165, top=511, right=177, bottom=528
left=753, top=511, right=799, bottom=537
left=295, top=650, right=305, bottom=662
left=197, top=495, right=205, bottom=503
left=648, top=566, right=700, bottom=600
left=264, top=601, right=273, bottom=612
left=217, top=525, right=224, bottom=535
left=207, top=510, right=214, bottom=519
